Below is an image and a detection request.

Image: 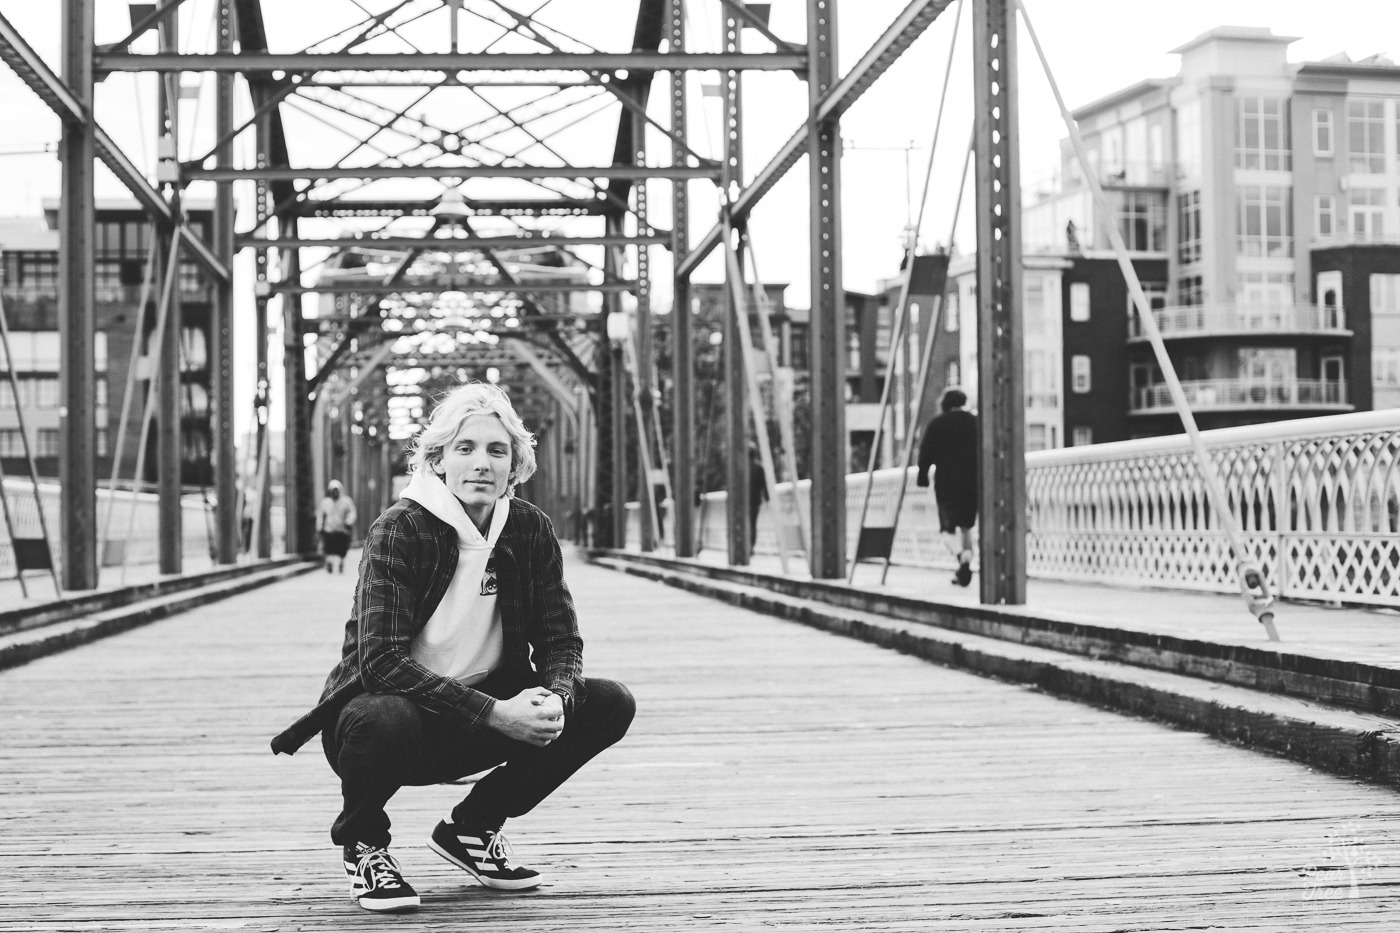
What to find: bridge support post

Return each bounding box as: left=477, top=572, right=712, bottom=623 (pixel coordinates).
left=58, top=0, right=97, bottom=589
left=668, top=0, right=697, bottom=558
left=156, top=3, right=183, bottom=575
left=211, top=0, right=238, bottom=564
left=972, top=0, right=1026, bottom=603
left=632, top=109, right=659, bottom=553
left=806, top=0, right=846, bottom=578
left=722, top=10, right=751, bottom=566
left=282, top=219, right=316, bottom=556
left=606, top=213, right=629, bottom=550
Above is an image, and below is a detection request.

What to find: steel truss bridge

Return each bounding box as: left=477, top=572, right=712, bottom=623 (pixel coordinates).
left=0, top=0, right=1030, bottom=601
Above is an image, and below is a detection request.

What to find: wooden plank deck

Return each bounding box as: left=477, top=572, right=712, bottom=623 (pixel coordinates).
left=2, top=548, right=1399, bottom=931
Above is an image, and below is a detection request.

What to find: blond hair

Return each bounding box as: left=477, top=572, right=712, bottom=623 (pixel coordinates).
left=406, top=382, right=537, bottom=491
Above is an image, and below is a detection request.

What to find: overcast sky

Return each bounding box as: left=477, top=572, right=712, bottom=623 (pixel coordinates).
left=1, top=0, right=1397, bottom=431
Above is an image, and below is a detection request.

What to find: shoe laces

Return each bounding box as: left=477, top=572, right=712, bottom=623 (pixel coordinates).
left=484, top=830, right=515, bottom=866
left=358, top=847, right=407, bottom=890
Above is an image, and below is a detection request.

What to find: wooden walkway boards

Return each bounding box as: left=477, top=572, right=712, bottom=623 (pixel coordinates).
left=2, top=548, right=1399, bottom=931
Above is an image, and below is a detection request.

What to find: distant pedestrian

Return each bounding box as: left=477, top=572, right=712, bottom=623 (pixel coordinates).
left=916, top=388, right=978, bottom=587
left=272, top=382, right=634, bottom=915
left=748, top=445, right=768, bottom=549
left=317, top=479, right=357, bottom=574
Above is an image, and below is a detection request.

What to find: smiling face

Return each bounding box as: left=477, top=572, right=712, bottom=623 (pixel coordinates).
left=433, top=414, right=513, bottom=529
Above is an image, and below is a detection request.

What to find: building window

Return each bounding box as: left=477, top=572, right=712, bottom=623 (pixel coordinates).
left=1236, top=96, right=1291, bottom=171
left=946, top=361, right=960, bottom=388
left=1118, top=192, right=1166, bottom=251
left=1371, top=273, right=1400, bottom=313
left=1, top=252, right=59, bottom=301
left=1177, top=190, right=1202, bottom=264
left=1350, top=188, right=1386, bottom=242
left=1071, top=426, right=1094, bottom=447
left=1129, top=283, right=1167, bottom=322
left=1348, top=99, right=1385, bottom=173
left=1315, top=195, right=1336, bottom=239
left=1026, top=423, right=1049, bottom=452
left=35, top=429, right=60, bottom=458
left=1375, top=348, right=1400, bottom=387
left=1237, top=185, right=1292, bottom=258
left=1313, top=109, right=1334, bottom=157
left=1071, top=355, right=1092, bottom=393
left=1239, top=271, right=1295, bottom=327
left=1238, top=347, right=1296, bottom=384
left=1069, top=283, right=1091, bottom=322
left=1176, top=99, right=1202, bottom=180
left=944, top=291, right=959, bottom=332
left=1026, top=349, right=1059, bottom=408
left=1177, top=275, right=1204, bottom=308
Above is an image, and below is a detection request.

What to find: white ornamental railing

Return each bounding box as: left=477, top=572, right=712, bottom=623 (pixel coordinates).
left=1128, top=303, right=1348, bottom=339
left=1130, top=378, right=1350, bottom=413
left=635, top=410, right=1400, bottom=606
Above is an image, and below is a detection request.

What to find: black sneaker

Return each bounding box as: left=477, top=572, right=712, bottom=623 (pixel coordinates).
left=954, top=561, right=972, bottom=587
left=343, top=843, right=420, bottom=912
left=428, top=820, right=542, bottom=890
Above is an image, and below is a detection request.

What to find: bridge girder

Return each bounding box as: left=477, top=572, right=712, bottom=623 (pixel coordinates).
left=1, top=0, right=991, bottom=587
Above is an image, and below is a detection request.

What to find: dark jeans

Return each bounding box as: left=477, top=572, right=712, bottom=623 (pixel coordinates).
left=322, top=677, right=635, bottom=848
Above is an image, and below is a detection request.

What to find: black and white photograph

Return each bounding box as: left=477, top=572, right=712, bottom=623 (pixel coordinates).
left=3, top=0, right=1400, bottom=928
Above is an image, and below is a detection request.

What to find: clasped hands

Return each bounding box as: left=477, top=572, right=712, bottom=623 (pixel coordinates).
left=487, top=687, right=565, bottom=747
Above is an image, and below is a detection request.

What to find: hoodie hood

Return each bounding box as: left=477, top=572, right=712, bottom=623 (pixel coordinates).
left=401, top=471, right=508, bottom=549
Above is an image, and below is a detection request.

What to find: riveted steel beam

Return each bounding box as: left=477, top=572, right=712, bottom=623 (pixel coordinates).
left=807, top=0, right=846, bottom=579
left=211, top=0, right=238, bottom=564
left=973, top=0, right=1025, bottom=604
left=272, top=281, right=634, bottom=295
left=190, top=164, right=719, bottom=182
left=237, top=234, right=668, bottom=250
left=95, top=51, right=807, bottom=73
left=668, top=0, right=696, bottom=558
left=58, top=0, right=97, bottom=590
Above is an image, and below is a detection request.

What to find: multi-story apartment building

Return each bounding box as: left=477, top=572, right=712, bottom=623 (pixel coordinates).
left=0, top=201, right=214, bottom=483
left=1013, top=25, right=1400, bottom=442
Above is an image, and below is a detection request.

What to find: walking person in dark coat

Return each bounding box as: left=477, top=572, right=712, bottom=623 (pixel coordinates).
left=916, top=388, right=979, bottom=587
left=747, top=445, right=768, bottom=549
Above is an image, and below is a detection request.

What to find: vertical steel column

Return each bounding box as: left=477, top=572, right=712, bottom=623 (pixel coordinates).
left=58, top=0, right=97, bottom=590
left=252, top=116, right=272, bottom=558
left=632, top=109, right=658, bottom=552
left=973, top=0, right=1026, bottom=603
left=156, top=4, right=183, bottom=574
left=668, top=0, right=696, bottom=557
left=282, top=217, right=316, bottom=555
left=606, top=213, right=628, bottom=550
left=806, top=0, right=846, bottom=578
left=211, top=0, right=238, bottom=563
left=721, top=12, right=750, bottom=565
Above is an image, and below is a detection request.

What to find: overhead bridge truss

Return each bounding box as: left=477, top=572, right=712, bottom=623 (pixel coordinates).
left=0, top=0, right=1021, bottom=604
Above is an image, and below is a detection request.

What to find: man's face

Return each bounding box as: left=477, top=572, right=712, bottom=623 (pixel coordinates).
left=434, top=414, right=513, bottom=526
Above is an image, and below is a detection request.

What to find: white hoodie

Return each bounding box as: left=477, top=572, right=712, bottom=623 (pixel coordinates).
left=401, top=471, right=510, bottom=686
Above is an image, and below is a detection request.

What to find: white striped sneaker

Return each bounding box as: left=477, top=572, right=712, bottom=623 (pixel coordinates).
left=428, top=820, right=542, bottom=890
left=343, top=843, right=420, bottom=912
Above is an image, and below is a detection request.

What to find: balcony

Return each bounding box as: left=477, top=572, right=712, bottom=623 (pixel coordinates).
left=1065, top=161, right=1172, bottom=191
left=1128, top=303, right=1350, bottom=341
left=1129, top=378, right=1351, bottom=415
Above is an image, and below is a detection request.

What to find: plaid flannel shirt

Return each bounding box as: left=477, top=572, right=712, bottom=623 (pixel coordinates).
left=271, top=495, right=585, bottom=755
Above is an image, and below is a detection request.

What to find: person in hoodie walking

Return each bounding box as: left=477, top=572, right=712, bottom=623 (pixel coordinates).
left=271, top=382, right=635, bottom=914
left=317, top=479, right=358, bottom=573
